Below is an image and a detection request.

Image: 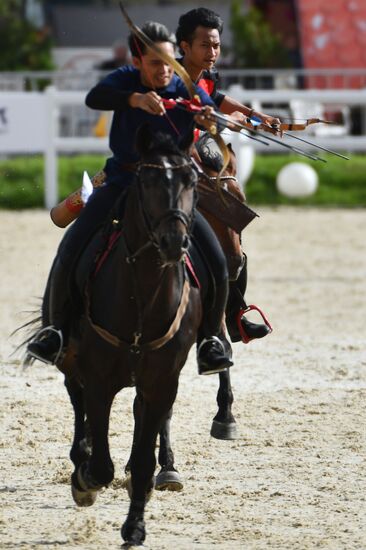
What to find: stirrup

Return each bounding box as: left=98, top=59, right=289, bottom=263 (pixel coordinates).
left=196, top=335, right=225, bottom=357
left=236, top=305, right=273, bottom=344
left=27, top=326, right=64, bottom=365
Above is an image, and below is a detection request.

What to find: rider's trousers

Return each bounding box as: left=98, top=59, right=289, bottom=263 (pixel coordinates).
left=47, top=183, right=229, bottom=341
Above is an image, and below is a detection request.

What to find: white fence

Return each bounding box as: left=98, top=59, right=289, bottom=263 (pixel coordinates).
left=1, top=85, right=366, bottom=208
left=2, top=68, right=366, bottom=91
left=43, top=87, right=109, bottom=208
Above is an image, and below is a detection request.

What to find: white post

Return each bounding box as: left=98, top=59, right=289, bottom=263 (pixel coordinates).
left=228, top=131, right=255, bottom=191
left=44, top=85, right=58, bottom=209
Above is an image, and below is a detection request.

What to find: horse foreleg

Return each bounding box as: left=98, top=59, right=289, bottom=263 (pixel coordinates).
left=155, top=407, right=183, bottom=492
left=71, top=381, right=115, bottom=507
left=122, top=391, right=176, bottom=546
left=210, top=369, right=238, bottom=440
left=64, top=376, right=91, bottom=468
left=124, top=390, right=143, bottom=476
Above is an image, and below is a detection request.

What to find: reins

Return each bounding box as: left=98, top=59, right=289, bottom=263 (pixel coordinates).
left=86, top=158, right=194, bottom=355
left=86, top=274, right=190, bottom=354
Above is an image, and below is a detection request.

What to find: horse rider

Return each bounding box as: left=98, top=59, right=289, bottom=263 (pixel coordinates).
left=27, top=21, right=234, bottom=375
left=175, top=7, right=279, bottom=342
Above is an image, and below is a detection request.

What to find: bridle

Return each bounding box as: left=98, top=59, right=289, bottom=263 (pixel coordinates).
left=203, top=174, right=238, bottom=191
left=134, top=159, right=197, bottom=248
left=87, top=157, right=197, bottom=357
left=190, top=154, right=238, bottom=192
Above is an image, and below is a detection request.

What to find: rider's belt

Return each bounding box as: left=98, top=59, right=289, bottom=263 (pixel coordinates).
left=121, top=163, right=137, bottom=172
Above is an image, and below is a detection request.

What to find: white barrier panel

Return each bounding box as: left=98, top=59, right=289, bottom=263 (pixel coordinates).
left=0, top=92, right=47, bottom=153
left=2, top=86, right=366, bottom=209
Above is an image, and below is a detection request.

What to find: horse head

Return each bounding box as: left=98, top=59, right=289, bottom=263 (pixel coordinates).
left=135, top=125, right=197, bottom=264
left=196, top=134, right=245, bottom=281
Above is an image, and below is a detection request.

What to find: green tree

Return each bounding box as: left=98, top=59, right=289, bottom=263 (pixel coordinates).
left=230, top=1, right=290, bottom=68
left=0, top=1, right=53, bottom=70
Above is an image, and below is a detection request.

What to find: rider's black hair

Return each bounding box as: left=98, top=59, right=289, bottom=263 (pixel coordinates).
left=175, top=8, right=223, bottom=53
left=128, top=21, right=176, bottom=58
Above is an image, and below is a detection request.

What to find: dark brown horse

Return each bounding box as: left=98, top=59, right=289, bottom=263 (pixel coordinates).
left=150, top=136, right=250, bottom=491
left=197, top=138, right=246, bottom=438
left=43, top=127, right=203, bottom=547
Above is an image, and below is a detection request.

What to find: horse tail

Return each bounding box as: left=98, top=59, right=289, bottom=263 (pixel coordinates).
left=11, top=309, right=43, bottom=365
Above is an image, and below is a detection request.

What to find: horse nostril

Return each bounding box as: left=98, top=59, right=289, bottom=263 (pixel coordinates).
left=182, top=235, right=189, bottom=249
left=160, top=234, right=169, bottom=250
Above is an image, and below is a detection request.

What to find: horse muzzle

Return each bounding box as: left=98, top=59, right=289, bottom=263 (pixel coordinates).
left=158, top=230, right=190, bottom=264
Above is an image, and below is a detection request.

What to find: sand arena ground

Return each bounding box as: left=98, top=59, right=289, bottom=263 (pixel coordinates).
left=0, top=207, right=365, bottom=549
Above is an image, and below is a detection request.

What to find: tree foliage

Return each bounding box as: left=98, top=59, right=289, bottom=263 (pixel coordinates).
left=230, top=1, right=290, bottom=68
left=0, top=1, right=53, bottom=70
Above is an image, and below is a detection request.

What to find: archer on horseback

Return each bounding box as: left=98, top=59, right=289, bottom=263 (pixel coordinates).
left=176, top=7, right=276, bottom=342
left=27, top=21, right=233, bottom=375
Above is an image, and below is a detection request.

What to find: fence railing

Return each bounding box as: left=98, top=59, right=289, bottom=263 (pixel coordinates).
left=1, top=67, right=366, bottom=92
left=42, top=86, right=366, bottom=208
left=1, top=85, right=366, bottom=208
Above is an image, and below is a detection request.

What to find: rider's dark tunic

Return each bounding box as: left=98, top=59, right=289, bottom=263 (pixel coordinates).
left=58, top=65, right=227, bottom=287
left=87, top=65, right=215, bottom=188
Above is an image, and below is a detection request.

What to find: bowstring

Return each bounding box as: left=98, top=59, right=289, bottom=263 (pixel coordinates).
left=132, top=35, right=180, bottom=136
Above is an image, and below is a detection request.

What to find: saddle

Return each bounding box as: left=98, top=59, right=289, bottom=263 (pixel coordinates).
left=84, top=225, right=209, bottom=296
left=197, top=176, right=258, bottom=234
left=194, top=131, right=258, bottom=234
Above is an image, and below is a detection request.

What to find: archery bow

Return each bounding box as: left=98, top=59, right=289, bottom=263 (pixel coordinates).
left=212, top=114, right=326, bottom=162
left=118, top=1, right=232, bottom=190
left=119, top=4, right=332, bottom=166
left=246, top=115, right=350, bottom=160
left=278, top=118, right=336, bottom=132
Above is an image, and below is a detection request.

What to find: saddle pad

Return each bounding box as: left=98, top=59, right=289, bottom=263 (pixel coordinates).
left=197, top=178, right=258, bottom=234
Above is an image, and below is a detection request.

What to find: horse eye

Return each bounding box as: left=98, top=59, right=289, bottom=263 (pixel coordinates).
left=182, top=171, right=196, bottom=188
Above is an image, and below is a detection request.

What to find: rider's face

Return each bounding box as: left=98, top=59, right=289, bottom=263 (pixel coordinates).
left=133, top=42, right=175, bottom=89
left=180, top=27, right=221, bottom=71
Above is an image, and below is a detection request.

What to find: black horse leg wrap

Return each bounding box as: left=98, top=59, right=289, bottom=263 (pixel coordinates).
left=226, top=253, right=248, bottom=318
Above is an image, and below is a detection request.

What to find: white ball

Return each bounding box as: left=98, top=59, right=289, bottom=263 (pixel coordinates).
left=276, top=162, right=318, bottom=198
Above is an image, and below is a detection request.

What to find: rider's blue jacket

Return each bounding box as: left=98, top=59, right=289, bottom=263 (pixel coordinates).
left=85, top=65, right=215, bottom=187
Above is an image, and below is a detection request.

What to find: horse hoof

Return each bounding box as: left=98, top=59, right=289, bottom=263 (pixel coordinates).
left=121, top=544, right=147, bottom=549
left=121, top=519, right=146, bottom=548
left=71, top=482, right=98, bottom=507
left=122, top=474, right=155, bottom=503
left=155, top=469, right=183, bottom=492
left=210, top=420, right=238, bottom=440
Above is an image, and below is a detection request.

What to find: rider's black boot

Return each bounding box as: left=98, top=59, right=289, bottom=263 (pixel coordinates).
left=27, top=258, right=71, bottom=364
left=197, top=332, right=233, bottom=375
left=197, top=280, right=233, bottom=375
left=226, top=254, right=270, bottom=343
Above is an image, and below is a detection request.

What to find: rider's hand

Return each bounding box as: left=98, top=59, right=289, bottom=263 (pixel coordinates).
left=225, top=111, right=245, bottom=132
left=194, top=106, right=217, bottom=134
left=255, top=112, right=282, bottom=136
left=129, top=92, right=166, bottom=116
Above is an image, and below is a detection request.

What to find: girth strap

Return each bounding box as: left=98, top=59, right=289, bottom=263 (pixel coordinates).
left=86, top=278, right=191, bottom=353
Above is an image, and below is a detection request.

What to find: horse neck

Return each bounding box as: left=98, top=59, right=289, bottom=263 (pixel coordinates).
left=121, top=185, right=184, bottom=308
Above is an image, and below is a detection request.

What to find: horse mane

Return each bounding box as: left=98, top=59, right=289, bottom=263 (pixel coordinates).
left=135, top=125, right=187, bottom=159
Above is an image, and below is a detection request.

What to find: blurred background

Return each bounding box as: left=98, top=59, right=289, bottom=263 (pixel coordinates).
left=0, top=0, right=365, bottom=208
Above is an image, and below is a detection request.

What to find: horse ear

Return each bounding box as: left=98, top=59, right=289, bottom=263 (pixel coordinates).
left=135, top=123, right=154, bottom=156
left=178, top=121, right=195, bottom=153
left=227, top=143, right=234, bottom=153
